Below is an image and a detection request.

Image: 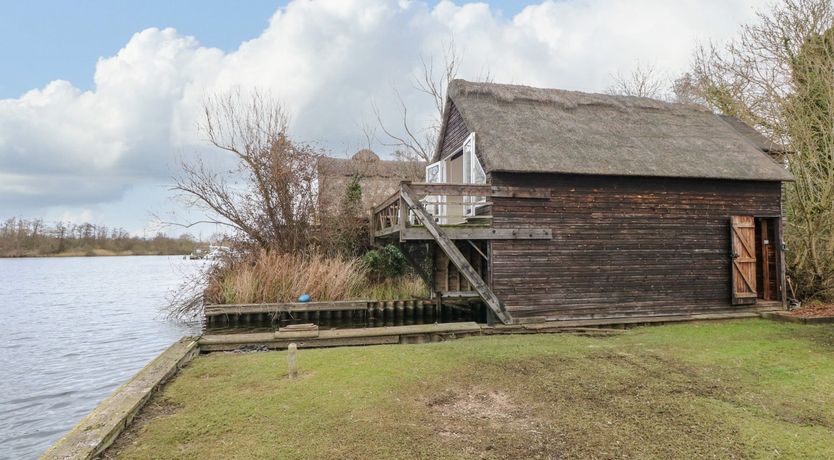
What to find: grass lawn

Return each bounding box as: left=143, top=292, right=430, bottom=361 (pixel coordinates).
left=107, top=320, right=834, bottom=459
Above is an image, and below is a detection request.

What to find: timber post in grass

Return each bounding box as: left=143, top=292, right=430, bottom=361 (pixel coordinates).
left=287, top=343, right=298, bottom=379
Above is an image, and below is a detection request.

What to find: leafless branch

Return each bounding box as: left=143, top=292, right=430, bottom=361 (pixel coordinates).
left=173, top=89, right=323, bottom=253
left=607, top=62, right=669, bottom=99
left=680, top=0, right=834, bottom=299
left=374, top=37, right=489, bottom=162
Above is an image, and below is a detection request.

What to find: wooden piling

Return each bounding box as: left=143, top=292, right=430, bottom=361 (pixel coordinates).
left=202, top=296, right=488, bottom=331
left=405, top=301, right=415, bottom=324
left=287, top=343, right=298, bottom=379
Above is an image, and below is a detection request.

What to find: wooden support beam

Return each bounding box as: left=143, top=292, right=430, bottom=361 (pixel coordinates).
left=398, top=196, right=408, bottom=232
left=488, top=187, right=550, bottom=199
left=466, top=240, right=489, bottom=261
left=405, top=183, right=550, bottom=200
left=401, top=183, right=512, bottom=324
left=204, top=300, right=370, bottom=317
left=368, top=207, right=375, bottom=247
left=199, top=322, right=483, bottom=351
left=408, top=183, right=492, bottom=197
left=397, top=226, right=552, bottom=240
left=374, top=226, right=403, bottom=239
left=440, top=290, right=480, bottom=298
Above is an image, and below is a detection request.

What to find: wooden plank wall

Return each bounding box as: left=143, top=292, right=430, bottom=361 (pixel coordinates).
left=489, top=173, right=783, bottom=320
left=438, top=102, right=469, bottom=160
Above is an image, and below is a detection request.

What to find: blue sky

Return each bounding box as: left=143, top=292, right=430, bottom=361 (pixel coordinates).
left=0, top=0, right=767, bottom=235
left=0, top=1, right=282, bottom=98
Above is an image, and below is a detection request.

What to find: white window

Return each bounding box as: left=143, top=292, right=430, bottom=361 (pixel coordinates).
left=461, top=134, right=486, bottom=216
left=424, top=160, right=447, bottom=224
left=425, top=161, right=444, bottom=184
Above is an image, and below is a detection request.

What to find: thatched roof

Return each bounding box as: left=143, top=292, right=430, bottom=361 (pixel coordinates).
left=316, top=150, right=424, bottom=213
left=441, top=80, right=792, bottom=182
left=718, top=115, right=787, bottom=156
left=317, top=149, right=423, bottom=178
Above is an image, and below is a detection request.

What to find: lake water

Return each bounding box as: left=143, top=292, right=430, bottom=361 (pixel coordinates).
left=0, top=256, right=203, bottom=459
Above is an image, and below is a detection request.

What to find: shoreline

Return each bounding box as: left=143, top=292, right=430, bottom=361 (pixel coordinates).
left=0, top=251, right=194, bottom=259
left=44, top=317, right=834, bottom=459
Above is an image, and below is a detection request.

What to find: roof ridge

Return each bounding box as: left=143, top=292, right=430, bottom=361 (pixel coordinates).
left=441, top=79, right=792, bottom=182
left=449, top=79, right=709, bottom=113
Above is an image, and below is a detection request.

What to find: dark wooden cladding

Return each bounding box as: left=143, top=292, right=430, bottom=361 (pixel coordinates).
left=434, top=241, right=488, bottom=293
left=489, top=173, right=783, bottom=320
left=439, top=102, right=469, bottom=160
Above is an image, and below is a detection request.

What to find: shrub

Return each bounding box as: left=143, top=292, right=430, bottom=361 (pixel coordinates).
left=318, top=174, right=371, bottom=258
left=362, top=244, right=409, bottom=281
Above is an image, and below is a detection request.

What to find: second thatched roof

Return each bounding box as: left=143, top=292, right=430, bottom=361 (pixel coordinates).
left=442, top=80, right=792, bottom=182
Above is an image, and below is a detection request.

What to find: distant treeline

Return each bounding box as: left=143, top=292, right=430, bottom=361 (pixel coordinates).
left=0, top=217, right=201, bottom=257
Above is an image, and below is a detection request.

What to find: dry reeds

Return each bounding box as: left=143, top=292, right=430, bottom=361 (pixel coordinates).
left=204, top=250, right=427, bottom=305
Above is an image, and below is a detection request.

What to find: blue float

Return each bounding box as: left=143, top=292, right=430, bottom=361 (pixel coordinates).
left=298, top=294, right=311, bottom=303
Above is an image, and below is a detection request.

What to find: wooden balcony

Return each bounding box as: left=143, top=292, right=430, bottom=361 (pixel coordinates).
left=370, top=182, right=553, bottom=242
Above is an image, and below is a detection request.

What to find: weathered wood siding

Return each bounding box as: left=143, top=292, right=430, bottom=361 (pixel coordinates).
left=439, top=102, right=469, bottom=160
left=489, top=173, right=783, bottom=320
left=433, top=241, right=488, bottom=292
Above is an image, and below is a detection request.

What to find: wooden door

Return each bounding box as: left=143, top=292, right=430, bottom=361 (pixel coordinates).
left=759, top=218, right=772, bottom=300
left=730, top=216, right=757, bottom=305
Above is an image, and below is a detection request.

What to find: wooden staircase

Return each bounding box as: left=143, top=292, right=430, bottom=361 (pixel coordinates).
left=370, top=182, right=553, bottom=325
left=400, top=184, right=512, bottom=324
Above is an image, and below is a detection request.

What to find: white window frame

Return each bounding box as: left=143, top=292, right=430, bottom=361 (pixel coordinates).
left=423, top=159, right=447, bottom=224
left=461, top=133, right=486, bottom=216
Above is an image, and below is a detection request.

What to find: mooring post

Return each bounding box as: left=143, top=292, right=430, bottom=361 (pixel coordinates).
left=287, top=343, right=298, bottom=379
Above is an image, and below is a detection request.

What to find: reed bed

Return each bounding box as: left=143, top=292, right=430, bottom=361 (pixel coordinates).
left=205, top=250, right=427, bottom=305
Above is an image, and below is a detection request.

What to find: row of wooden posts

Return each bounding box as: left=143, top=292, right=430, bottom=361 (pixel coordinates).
left=204, top=299, right=486, bottom=330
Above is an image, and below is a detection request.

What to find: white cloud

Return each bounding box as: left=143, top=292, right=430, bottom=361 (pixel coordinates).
left=60, top=208, right=94, bottom=224
left=0, top=0, right=769, bottom=216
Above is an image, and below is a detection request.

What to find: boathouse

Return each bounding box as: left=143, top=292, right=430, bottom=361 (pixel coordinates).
left=371, top=80, right=793, bottom=324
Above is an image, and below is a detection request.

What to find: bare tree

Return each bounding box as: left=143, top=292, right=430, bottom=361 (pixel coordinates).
left=681, top=0, right=833, bottom=139
left=358, top=120, right=377, bottom=152
left=607, top=63, right=668, bottom=99
left=172, top=89, right=322, bottom=253
left=682, top=0, right=834, bottom=300
left=374, top=40, right=464, bottom=162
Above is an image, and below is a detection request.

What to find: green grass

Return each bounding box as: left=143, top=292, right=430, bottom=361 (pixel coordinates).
left=107, top=320, right=834, bottom=459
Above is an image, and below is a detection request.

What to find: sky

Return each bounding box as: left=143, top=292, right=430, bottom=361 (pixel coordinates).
left=0, top=0, right=769, bottom=237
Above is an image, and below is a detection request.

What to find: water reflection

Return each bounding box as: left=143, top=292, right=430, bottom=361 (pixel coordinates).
left=0, top=256, right=201, bottom=459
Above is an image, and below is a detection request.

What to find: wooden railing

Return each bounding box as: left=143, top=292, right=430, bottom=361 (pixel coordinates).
left=370, top=182, right=552, bottom=324
left=371, top=192, right=405, bottom=237
left=370, top=182, right=550, bottom=239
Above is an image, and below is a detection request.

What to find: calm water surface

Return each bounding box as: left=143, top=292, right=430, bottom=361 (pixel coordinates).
left=0, top=256, right=202, bottom=459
